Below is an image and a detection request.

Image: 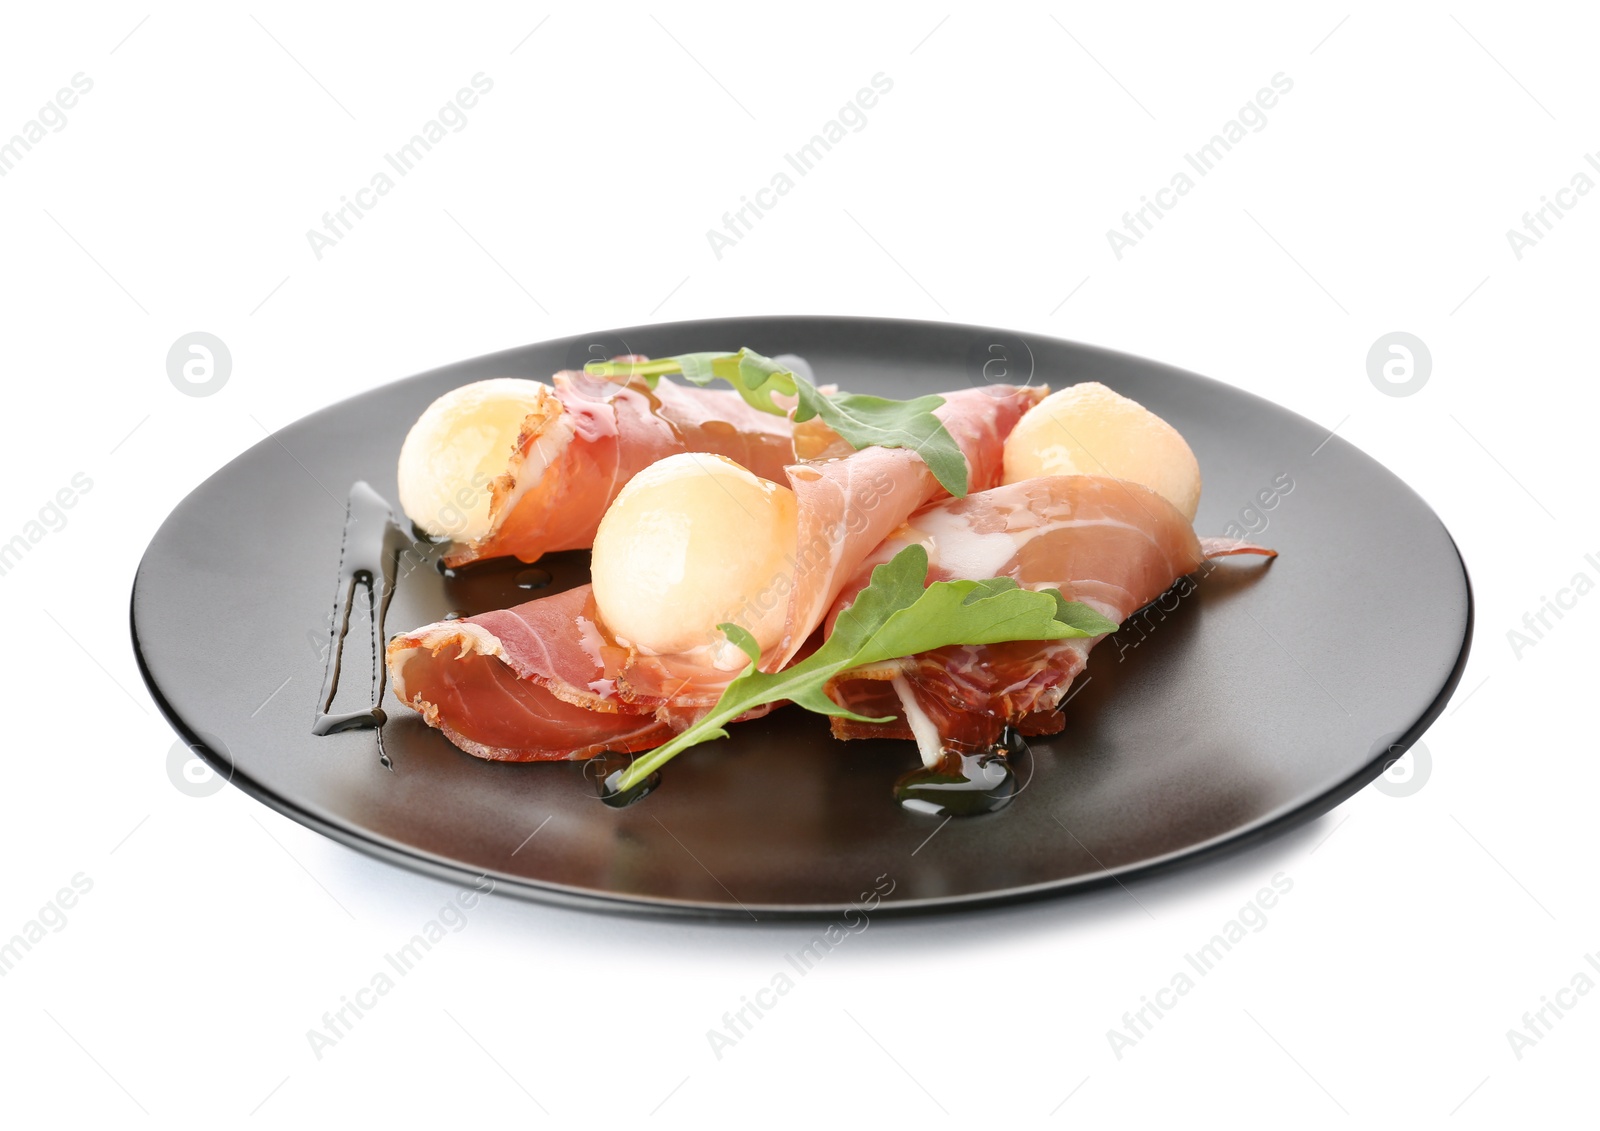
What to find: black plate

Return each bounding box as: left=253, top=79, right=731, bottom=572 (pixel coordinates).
left=131, top=316, right=1471, bottom=919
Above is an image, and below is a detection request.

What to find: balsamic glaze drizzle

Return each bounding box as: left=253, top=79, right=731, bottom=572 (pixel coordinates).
left=585, top=751, right=661, bottom=808
left=312, top=481, right=411, bottom=768
left=894, top=727, right=1028, bottom=817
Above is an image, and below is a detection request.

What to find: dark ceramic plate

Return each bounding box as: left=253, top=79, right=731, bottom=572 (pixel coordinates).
left=131, top=317, right=1471, bottom=919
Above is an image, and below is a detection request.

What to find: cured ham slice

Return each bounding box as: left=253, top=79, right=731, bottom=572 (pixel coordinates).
left=822, top=475, right=1276, bottom=760
left=446, top=368, right=799, bottom=567
left=388, top=588, right=672, bottom=760
left=388, top=385, right=1045, bottom=759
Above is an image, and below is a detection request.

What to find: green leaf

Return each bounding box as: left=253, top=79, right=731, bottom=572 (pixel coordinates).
left=579, top=357, right=684, bottom=385
left=717, top=622, right=762, bottom=665
left=612, top=544, right=1120, bottom=791
left=586, top=348, right=972, bottom=495
left=793, top=382, right=969, bottom=497
left=585, top=348, right=797, bottom=415
left=1045, top=589, right=1124, bottom=635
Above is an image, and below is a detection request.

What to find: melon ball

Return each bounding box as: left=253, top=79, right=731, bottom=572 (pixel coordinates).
left=1002, top=382, right=1201, bottom=520
left=591, top=453, right=798, bottom=658
left=397, top=378, right=553, bottom=541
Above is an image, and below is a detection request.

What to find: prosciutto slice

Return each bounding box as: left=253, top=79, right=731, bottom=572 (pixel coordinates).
left=447, top=368, right=798, bottom=567
left=387, top=385, right=1045, bottom=759
left=821, top=475, right=1276, bottom=761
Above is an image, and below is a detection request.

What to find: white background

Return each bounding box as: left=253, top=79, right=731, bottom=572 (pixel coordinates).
left=1, top=2, right=1594, bottom=1126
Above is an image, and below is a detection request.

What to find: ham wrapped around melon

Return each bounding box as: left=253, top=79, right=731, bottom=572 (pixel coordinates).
left=400, top=367, right=800, bottom=568
left=822, top=475, right=1275, bottom=763
left=386, top=385, right=1046, bottom=759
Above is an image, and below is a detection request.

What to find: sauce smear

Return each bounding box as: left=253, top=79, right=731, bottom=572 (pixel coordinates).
left=894, top=728, right=1027, bottom=817
left=312, top=481, right=411, bottom=768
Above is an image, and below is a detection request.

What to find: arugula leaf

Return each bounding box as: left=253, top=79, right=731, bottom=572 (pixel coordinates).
left=585, top=348, right=797, bottom=415
left=586, top=347, right=971, bottom=496
left=793, top=382, right=969, bottom=498
left=612, top=544, right=1120, bottom=791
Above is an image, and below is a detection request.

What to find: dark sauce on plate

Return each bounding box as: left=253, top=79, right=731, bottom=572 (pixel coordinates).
left=894, top=727, right=1027, bottom=817
left=515, top=567, right=552, bottom=591
left=585, top=751, right=660, bottom=808
left=312, top=482, right=411, bottom=768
